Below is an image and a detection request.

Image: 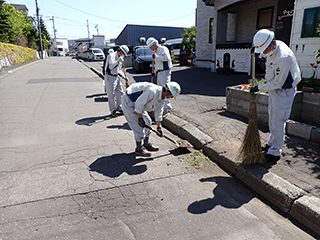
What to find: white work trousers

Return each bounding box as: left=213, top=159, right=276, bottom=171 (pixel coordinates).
left=267, top=87, right=296, bottom=156
left=157, top=70, right=171, bottom=112
left=121, top=94, right=152, bottom=142
left=105, top=74, right=123, bottom=113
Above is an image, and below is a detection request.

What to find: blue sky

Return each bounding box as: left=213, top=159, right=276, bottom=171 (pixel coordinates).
left=9, top=0, right=197, bottom=40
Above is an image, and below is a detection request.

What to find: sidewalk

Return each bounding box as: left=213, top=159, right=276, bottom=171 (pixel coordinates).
left=91, top=63, right=320, bottom=236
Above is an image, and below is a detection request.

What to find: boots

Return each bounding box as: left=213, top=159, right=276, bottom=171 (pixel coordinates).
left=144, top=143, right=159, bottom=151
left=135, top=146, right=151, bottom=157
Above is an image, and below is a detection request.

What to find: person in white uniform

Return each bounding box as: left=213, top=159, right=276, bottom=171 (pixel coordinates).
left=104, top=45, right=129, bottom=116
left=251, top=29, right=301, bottom=161
left=146, top=37, right=173, bottom=116
left=121, top=81, right=181, bottom=157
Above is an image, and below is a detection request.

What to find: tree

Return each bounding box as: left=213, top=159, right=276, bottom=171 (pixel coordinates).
left=40, top=17, right=51, bottom=49
left=182, top=26, right=196, bottom=54
left=0, top=0, right=10, bottom=43
left=4, top=3, right=30, bottom=46
left=0, top=2, right=51, bottom=50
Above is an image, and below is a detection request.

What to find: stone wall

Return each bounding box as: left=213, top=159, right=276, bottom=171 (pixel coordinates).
left=226, top=85, right=320, bottom=142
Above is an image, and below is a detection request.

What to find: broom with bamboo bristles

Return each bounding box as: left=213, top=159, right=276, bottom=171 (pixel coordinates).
left=238, top=47, right=265, bottom=165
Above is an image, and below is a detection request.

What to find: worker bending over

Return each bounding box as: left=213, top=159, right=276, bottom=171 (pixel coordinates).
left=121, top=81, right=181, bottom=157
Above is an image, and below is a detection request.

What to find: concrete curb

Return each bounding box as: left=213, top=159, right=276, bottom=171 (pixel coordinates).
left=163, top=113, right=320, bottom=237
left=286, top=120, right=320, bottom=143
left=0, top=59, right=39, bottom=80
left=77, top=58, right=104, bottom=79
left=162, top=114, right=214, bottom=149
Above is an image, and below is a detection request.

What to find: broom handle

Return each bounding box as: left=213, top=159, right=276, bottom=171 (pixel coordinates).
left=151, top=51, right=155, bottom=83
left=251, top=48, right=255, bottom=87
left=121, top=62, right=129, bottom=88
left=145, top=125, right=177, bottom=145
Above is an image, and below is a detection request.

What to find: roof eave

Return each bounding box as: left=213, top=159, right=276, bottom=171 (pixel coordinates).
left=203, top=0, right=214, bottom=6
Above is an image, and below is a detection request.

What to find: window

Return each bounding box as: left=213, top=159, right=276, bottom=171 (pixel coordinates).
left=257, top=7, right=274, bottom=29
left=209, top=18, right=214, bottom=43
left=226, top=12, right=236, bottom=42
left=301, top=7, right=320, bottom=38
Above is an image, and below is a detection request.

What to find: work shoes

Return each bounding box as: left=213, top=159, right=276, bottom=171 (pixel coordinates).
left=262, top=144, right=271, bottom=152
left=111, top=110, right=118, bottom=117
left=264, top=152, right=280, bottom=162
left=144, top=143, right=159, bottom=151
left=135, top=147, right=151, bottom=157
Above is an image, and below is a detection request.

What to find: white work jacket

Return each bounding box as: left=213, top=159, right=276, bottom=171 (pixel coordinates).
left=126, top=82, right=164, bottom=121
left=258, top=40, right=301, bottom=92
left=154, top=45, right=173, bottom=72
left=105, top=51, right=124, bottom=77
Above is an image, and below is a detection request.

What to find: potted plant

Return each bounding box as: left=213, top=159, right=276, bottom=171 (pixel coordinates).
left=298, top=60, right=320, bottom=92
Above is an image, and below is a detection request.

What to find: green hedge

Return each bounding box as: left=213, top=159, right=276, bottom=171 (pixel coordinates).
left=0, top=42, right=37, bottom=67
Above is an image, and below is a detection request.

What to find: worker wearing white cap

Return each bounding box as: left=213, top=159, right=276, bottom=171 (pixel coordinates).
left=251, top=29, right=301, bottom=161
left=104, top=45, right=129, bottom=116
left=121, top=81, right=181, bottom=157
left=146, top=37, right=173, bottom=116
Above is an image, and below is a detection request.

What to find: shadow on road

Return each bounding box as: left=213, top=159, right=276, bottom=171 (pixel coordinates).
left=262, top=136, right=320, bottom=180
left=217, top=110, right=269, bottom=134
left=188, top=176, right=253, bottom=214
left=89, top=153, right=153, bottom=178
left=86, top=93, right=107, bottom=98
left=75, top=115, right=113, bottom=126
left=106, top=122, right=131, bottom=130
left=86, top=93, right=108, bottom=102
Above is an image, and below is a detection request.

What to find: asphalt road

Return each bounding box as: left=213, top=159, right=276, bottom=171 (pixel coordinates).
left=0, top=57, right=316, bottom=239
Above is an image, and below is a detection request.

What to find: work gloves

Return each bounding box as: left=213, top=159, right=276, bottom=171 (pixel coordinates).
left=152, top=53, right=156, bottom=59
left=138, top=117, right=146, bottom=128
left=117, top=56, right=124, bottom=63
left=250, top=86, right=259, bottom=94
left=156, top=127, right=163, bottom=137
left=151, top=72, right=156, bottom=77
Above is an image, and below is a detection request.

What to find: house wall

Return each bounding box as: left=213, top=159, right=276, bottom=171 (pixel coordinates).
left=195, top=0, right=215, bottom=68
left=51, top=38, right=68, bottom=55
left=198, top=0, right=295, bottom=72
left=216, top=0, right=278, bottom=45
left=199, top=0, right=281, bottom=72
left=290, top=0, right=320, bottom=79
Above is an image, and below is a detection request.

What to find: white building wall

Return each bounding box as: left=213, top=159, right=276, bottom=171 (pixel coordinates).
left=195, top=0, right=214, bottom=68
left=197, top=0, right=280, bottom=72
left=56, top=38, right=69, bottom=55
left=290, top=0, right=320, bottom=79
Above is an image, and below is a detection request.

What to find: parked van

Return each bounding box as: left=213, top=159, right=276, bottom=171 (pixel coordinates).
left=87, top=48, right=105, bottom=61
left=163, top=38, right=182, bottom=58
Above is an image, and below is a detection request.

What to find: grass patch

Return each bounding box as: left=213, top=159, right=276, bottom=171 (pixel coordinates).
left=0, top=42, right=37, bottom=68
left=188, top=150, right=210, bottom=169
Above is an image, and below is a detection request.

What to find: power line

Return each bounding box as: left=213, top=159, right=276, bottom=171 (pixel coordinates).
left=52, top=0, right=194, bottom=25
left=53, top=0, right=126, bottom=23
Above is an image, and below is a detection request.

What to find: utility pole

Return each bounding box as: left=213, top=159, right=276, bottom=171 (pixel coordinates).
left=87, top=20, right=90, bottom=48
left=35, top=0, right=43, bottom=59
left=50, top=16, right=57, bottom=55
left=95, top=24, right=99, bottom=35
